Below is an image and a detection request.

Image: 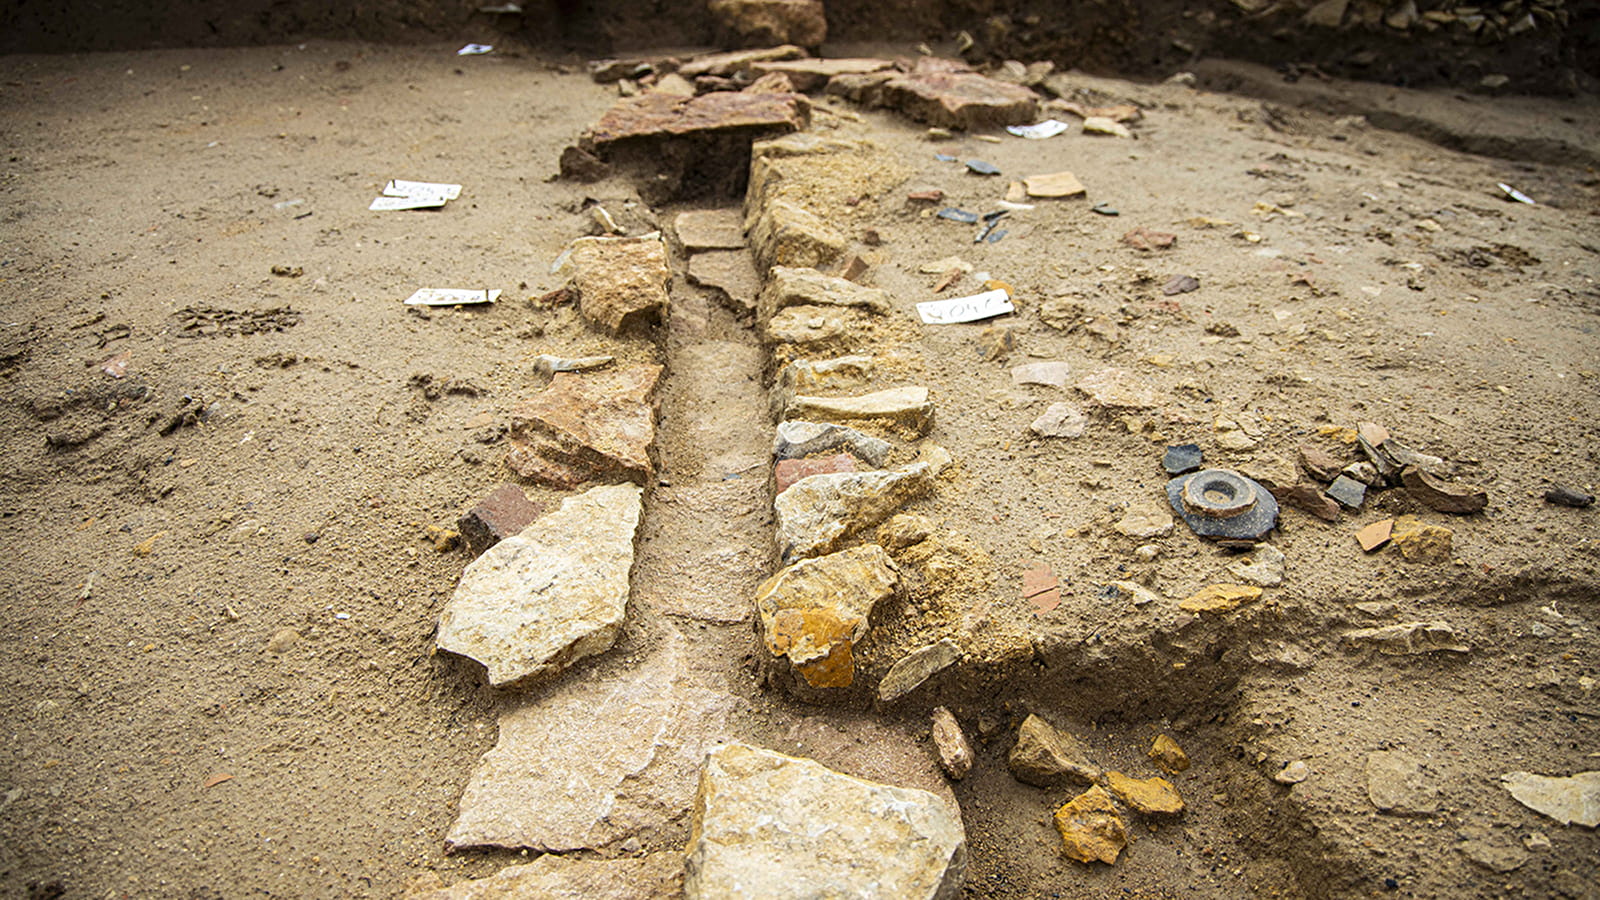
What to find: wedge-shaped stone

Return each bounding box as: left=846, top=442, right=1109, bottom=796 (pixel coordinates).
left=403, top=852, right=683, bottom=899
left=878, top=638, right=961, bottom=704
left=685, top=743, right=967, bottom=899
left=775, top=452, right=947, bottom=561
left=773, top=420, right=891, bottom=467
left=506, top=365, right=661, bottom=489
left=784, top=386, right=934, bottom=436
left=1008, top=713, right=1101, bottom=788
left=756, top=545, right=899, bottom=691
left=749, top=199, right=845, bottom=270
left=436, top=483, right=643, bottom=688
left=566, top=235, right=671, bottom=333
left=447, top=628, right=735, bottom=850
left=759, top=266, right=892, bottom=321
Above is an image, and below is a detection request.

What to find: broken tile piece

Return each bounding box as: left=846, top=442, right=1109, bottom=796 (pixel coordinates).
left=586, top=90, right=808, bottom=147
left=1356, top=518, right=1394, bottom=552
left=457, top=483, right=546, bottom=557
left=1024, top=171, right=1087, bottom=198
left=436, top=483, right=643, bottom=688
left=1401, top=466, right=1488, bottom=514
left=1022, top=563, right=1061, bottom=613
left=775, top=453, right=858, bottom=495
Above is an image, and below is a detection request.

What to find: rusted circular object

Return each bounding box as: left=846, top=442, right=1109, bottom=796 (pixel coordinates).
left=1181, top=470, right=1257, bottom=519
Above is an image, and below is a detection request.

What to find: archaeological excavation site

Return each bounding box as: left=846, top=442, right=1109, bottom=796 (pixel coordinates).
left=2, top=0, right=1598, bottom=897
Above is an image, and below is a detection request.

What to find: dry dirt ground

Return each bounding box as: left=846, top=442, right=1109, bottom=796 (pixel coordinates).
left=1, top=38, right=1598, bottom=900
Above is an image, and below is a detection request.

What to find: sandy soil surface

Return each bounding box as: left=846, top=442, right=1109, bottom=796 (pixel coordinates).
left=1, top=39, right=1597, bottom=899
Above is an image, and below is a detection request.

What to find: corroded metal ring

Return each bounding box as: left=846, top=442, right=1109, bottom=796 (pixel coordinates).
left=1181, top=470, right=1257, bottom=519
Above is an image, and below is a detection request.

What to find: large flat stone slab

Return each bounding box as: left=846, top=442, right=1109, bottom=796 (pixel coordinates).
left=828, top=58, right=1038, bottom=130
left=436, top=483, right=643, bottom=688
left=506, top=365, right=661, bottom=489
left=587, top=90, right=809, bottom=147
left=684, top=743, right=967, bottom=899
left=447, top=628, right=736, bottom=851
left=403, top=852, right=683, bottom=899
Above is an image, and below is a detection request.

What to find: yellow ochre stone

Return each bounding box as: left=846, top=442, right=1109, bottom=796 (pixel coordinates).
left=1103, top=771, right=1185, bottom=817
left=1148, top=734, right=1190, bottom=774
left=1179, top=583, right=1262, bottom=613
left=1053, top=785, right=1128, bottom=865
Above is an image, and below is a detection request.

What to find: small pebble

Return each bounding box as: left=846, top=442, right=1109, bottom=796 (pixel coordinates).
left=1544, top=485, right=1594, bottom=508
left=265, top=627, right=301, bottom=654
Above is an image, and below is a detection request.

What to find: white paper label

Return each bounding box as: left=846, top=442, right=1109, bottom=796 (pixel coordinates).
left=916, top=288, right=1014, bottom=325
left=1006, top=119, right=1070, bottom=139
left=404, top=288, right=501, bottom=306
left=383, top=180, right=462, bottom=201
left=369, top=195, right=448, bottom=211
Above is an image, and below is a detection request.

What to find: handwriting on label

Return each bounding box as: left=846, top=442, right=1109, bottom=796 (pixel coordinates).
left=404, top=288, right=501, bottom=306
left=916, top=288, right=1014, bottom=325
left=383, top=180, right=462, bottom=201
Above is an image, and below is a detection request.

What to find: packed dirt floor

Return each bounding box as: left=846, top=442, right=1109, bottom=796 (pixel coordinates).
left=1, top=36, right=1598, bottom=900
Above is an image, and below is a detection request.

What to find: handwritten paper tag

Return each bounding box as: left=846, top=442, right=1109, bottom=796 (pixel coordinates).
left=916, top=288, right=1014, bottom=325
left=384, top=180, right=461, bottom=201
left=404, top=288, right=501, bottom=306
